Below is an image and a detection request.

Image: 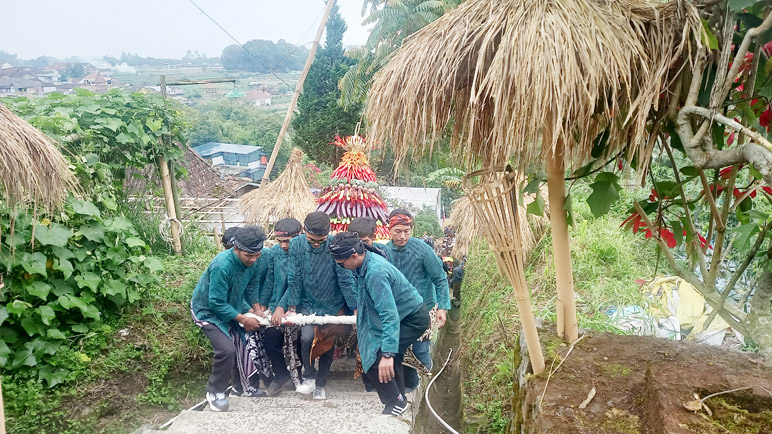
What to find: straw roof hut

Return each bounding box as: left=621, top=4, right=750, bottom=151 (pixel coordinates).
left=367, top=0, right=701, bottom=171
left=240, top=148, right=316, bottom=227
left=0, top=103, right=78, bottom=212
left=367, top=0, right=702, bottom=356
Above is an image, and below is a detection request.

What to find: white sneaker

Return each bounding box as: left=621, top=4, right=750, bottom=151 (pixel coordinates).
left=206, top=392, right=229, bottom=412
left=295, top=378, right=315, bottom=395
left=313, top=387, right=326, bottom=400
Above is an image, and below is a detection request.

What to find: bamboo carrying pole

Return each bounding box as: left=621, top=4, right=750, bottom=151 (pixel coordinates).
left=159, top=76, right=183, bottom=224
left=257, top=0, right=336, bottom=190
left=546, top=142, right=578, bottom=343
left=158, top=156, right=183, bottom=255
left=463, top=166, right=545, bottom=374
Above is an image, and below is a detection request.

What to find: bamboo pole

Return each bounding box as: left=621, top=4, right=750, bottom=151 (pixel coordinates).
left=0, top=357, right=5, bottom=434
left=158, top=156, right=182, bottom=255
left=160, top=75, right=183, bottom=223
left=546, top=142, right=578, bottom=343
left=257, top=0, right=336, bottom=190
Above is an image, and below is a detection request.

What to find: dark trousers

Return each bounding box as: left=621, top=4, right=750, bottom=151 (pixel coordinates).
left=363, top=304, right=430, bottom=406
left=264, top=327, right=290, bottom=385
left=201, top=324, right=239, bottom=394
left=300, top=323, right=334, bottom=387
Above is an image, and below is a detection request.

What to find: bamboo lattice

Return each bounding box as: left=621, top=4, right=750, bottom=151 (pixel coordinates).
left=462, top=165, right=545, bottom=374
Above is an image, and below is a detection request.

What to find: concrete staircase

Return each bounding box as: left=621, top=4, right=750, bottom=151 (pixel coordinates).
left=140, top=361, right=413, bottom=434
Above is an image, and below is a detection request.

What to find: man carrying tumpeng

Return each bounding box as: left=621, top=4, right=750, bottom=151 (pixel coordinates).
left=190, top=226, right=269, bottom=412
left=262, top=217, right=303, bottom=396
left=348, top=216, right=389, bottom=260
left=278, top=212, right=357, bottom=400
left=384, top=209, right=451, bottom=392
left=329, top=232, right=429, bottom=416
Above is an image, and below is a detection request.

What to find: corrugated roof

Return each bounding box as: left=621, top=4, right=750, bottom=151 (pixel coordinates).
left=192, top=142, right=265, bottom=156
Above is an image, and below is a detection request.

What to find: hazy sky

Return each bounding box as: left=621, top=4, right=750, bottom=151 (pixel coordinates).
left=1, top=0, right=371, bottom=60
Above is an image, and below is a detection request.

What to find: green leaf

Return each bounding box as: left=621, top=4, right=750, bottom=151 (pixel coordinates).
left=58, top=294, right=89, bottom=314
left=526, top=192, right=545, bottom=216
left=71, top=323, right=88, bottom=333
left=35, top=223, right=72, bottom=247
left=27, top=281, right=52, bottom=301
left=143, top=256, right=164, bottom=273
left=728, top=0, right=758, bottom=12
left=115, top=132, right=131, bottom=144
left=701, top=20, right=719, bottom=50
left=672, top=220, right=683, bottom=247
left=587, top=172, right=622, bottom=218
left=564, top=194, right=575, bottom=227
left=54, top=258, right=74, bottom=279
left=523, top=177, right=541, bottom=194
left=38, top=305, right=55, bottom=326
left=126, top=237, right=146, bottom=248
left=7, top=299, right=31, bottom=316
left=0, top=306, right=7, bottom=327
left=75, top=272, right=101, bottom=293
left=11, top=341, right=38, bottom=369
left=79, top=222, right=105, bottom=242
left=51, top=279, right=74, bottom=297
left=22, top=252, right=48, bottom=276
left=146, top=118, right=163, bottom=132
left=102, top=279, right=127, bottom=299
left=51, top=246, right=75, bottom=260
left=21, top=317, right=43, bottom=336
left=84, top=304, right=101, bottom=320
left=0, top=340, right=11, bottom=366
left=47, top=328, right=67, bottom=340
left=106, top=216, right=134, bottom=232
left=679, top=166, right=699, bottom=177
left=70, top=199, right=101, bottom=218
left=39, top=365, right=68, bottom=388
left=735, top=222, right=760, bottom=251
left=106, top=246, right=129, bottom=264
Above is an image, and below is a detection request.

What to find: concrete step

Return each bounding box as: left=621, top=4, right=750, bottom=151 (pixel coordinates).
left=141, top=370, right=414, bottom=434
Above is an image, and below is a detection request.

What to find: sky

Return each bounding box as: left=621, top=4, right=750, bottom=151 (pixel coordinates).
left=0, top=0, right=372, bottom=60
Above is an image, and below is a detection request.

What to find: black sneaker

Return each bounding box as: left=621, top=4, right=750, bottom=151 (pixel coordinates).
left=382, top=395, right=408, bottom=416
left=231, top=388, right=267, bottom=398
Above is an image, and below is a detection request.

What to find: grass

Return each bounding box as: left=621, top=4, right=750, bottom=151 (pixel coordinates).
left=3, top=231, right=218, bottom=434
left=459, top=184, right=667, bottom=433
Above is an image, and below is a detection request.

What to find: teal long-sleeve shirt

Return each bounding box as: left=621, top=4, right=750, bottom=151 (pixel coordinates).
left=286, top=235, right=357, bottom=315
left=261, top=243, right=293, bottom=311
left=355, top=251, right=424, bottom=372
left=385, top=237, right=451, bottom=310
left=190, top=249, right=265, bottom=336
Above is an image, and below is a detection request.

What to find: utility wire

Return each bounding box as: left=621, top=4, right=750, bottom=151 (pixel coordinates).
left=269, top=6, right=326, bottom=74
left=187, top=0, right=291, bottom=87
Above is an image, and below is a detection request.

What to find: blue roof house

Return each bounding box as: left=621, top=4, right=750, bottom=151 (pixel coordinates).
left=192, top=142, right=269, bottom=181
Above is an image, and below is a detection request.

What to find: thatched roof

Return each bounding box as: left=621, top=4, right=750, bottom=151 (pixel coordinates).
left=0, top=102, right=78, bottom=211
left=367, top=0, right=701, bottom=170
left=240, top=148, right=316, bottom=227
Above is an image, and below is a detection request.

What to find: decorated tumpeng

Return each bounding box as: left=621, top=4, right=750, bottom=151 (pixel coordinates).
left=315, top=135, right=390, bottom=239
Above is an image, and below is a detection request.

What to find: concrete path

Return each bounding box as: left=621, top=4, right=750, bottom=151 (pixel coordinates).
left=141, top=359, right=413, bottom=434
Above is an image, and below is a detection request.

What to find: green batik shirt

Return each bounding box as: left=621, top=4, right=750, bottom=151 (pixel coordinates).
left=261, top=242, right=294, bottom=311
left=190, top=248, right=264, bottom=335
left=355, top=251, right=424, bottom=372
left=385, top=237, right=451, bottom=310
left=286, top=235, right=357, bottom=315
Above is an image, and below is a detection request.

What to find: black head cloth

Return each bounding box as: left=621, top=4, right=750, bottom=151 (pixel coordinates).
left=304, top=212, right=331, bottom=236
left=274, top=218, right=302, bottom=237
left=233, top=226, right=266, bottom=254
left=222, top=226, right=239, bottom=248
left=329, top=232, right=364, bottom=260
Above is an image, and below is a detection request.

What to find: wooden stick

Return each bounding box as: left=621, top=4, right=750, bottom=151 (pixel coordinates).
left=546, top=142, right=578, bottom=343
left=257, top=0, right=336, bottom=190
left=158, top=156, right=182, bottom=255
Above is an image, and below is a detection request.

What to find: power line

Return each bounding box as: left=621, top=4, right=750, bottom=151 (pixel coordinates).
left=187, top=0, right=291, bottom=87
left=269, top=5, right=326, bottom=74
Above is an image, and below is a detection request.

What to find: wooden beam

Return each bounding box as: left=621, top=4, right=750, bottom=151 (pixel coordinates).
left=258, top=0, right=337, bottom=190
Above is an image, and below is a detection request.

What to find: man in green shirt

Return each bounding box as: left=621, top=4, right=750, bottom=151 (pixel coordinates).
left=330, top=232, right=429, bottom=416
left=385, top=209, right=451, bottom=392
left=190, top=226, right=268, bottom=412
left=262, top=218, right=303, bottom=396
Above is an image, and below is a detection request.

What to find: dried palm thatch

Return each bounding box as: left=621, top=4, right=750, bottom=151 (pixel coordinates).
left=449, top=185, right=550, bottom=260
left=367, top=0, right=701, bottom=171
left=0, top=103, right=78, bottom=212
left=240, top=148, right=316, bottom=227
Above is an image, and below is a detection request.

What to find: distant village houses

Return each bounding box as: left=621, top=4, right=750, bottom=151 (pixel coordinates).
left=0, top=63, right=117, bottom=97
